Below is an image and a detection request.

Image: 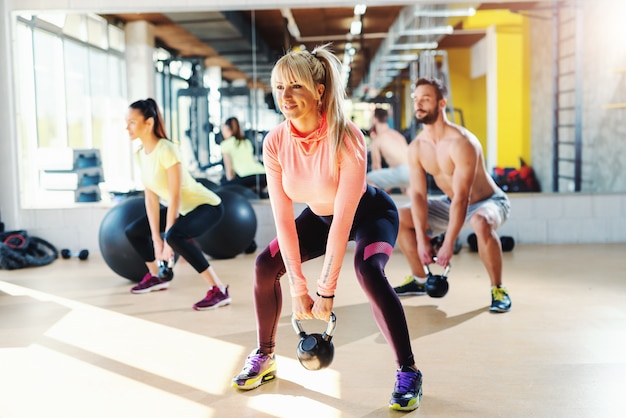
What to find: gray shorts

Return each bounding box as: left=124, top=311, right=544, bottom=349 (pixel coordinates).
left=421, top=191, right=511, bottom=236
left=366, top=164, right=410, bottom=190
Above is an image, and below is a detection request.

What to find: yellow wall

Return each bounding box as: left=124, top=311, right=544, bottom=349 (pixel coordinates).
left=495, top=23, right=531, bottom=167
left=446, top=10, right=531, bottom=168
left=446, top=48, right=487, bottom=150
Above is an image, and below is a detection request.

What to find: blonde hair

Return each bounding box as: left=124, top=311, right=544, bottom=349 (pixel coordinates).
left=271, top=43, right=364, bottom=177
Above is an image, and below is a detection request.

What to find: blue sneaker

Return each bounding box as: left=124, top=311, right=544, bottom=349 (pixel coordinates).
left=232, top=349, right=277, bottom=390
left=394, top=276, right=426, bottom=296
left=389, top=366, right=423, bottom=411
left=490, top=286, right=512, bottom=313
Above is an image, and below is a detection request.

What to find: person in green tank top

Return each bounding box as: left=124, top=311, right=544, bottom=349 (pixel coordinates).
left=220, top=117, right=267, bottom=195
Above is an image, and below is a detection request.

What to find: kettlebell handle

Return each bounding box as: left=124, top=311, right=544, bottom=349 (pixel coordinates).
left=292, top=312, right=337, bottom=342
left=422, top=256, right=451, bottom=277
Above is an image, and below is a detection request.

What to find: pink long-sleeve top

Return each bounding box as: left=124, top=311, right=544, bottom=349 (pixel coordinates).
left=263, top=115, right=367, bottom=297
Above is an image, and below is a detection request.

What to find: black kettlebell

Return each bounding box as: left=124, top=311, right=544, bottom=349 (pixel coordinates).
left=291, top=312, right=337, bottom=371
left=423, top=257, right=451, bottom=298
left=158, top=258, right=174, bottom=282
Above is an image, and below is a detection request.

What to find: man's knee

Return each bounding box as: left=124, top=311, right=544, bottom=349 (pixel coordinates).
left=470, top=211, right=498, bottom=238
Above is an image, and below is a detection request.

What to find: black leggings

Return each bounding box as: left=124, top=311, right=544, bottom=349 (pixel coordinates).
left=254, top=185, right=415, bottom=368
left=125, top=203, right=224, bottom=273
left=222, top=174, right=267, bottom=190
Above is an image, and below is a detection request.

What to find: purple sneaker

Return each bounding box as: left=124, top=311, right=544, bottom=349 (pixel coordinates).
left=232, top=349, right=277, bottom=390
left=193, top=286, right=231, bottom=310
left=131, top=273, right=169, bottom=294
left=389, top=365, right=423, bottom=411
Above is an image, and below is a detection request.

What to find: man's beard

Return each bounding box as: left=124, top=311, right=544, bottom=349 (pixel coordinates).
left=416, top=106, right=439, bottom=125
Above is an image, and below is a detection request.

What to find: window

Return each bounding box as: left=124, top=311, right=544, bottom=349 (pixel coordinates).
left=14, top=15, right=128, bottom=208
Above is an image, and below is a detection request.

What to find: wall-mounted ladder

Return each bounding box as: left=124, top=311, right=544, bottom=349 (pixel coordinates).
left=552, top=0, right=583, bottom=192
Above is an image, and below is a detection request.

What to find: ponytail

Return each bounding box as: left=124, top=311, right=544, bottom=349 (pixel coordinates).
left=224, top=117, right=246, bottom=145
left=129, top=98, right=169, bottom=140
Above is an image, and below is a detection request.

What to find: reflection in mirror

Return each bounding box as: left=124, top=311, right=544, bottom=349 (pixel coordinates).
left=12, top=2, right=626, bottom=210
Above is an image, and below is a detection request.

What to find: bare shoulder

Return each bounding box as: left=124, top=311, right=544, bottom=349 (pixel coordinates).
left=389, top=129, right=409, bottom=142
left=447, top=123, right=481, bottom=150
left=408, top=132, right=424, bottom=157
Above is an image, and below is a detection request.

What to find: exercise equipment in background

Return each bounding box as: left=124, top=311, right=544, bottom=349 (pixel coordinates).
left=218, top=184, right=259, bottom=201
left=292, top=312, right=337, bottom=371
left=194, top=189, right=257, bottom=259
left=98, top=197, right=150, bottom=282
left=423, top=258, right=450, bottom=298
left=0, top=230, right=58, bottom=270
left=467, top=233, right=516, bottom=252
left=430, top=233, right=462, bottom=255
left=61, top=249, right=89, bottom=260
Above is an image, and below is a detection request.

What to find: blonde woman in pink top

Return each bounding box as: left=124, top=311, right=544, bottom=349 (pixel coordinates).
left=231, top=44, right=423, bottom=412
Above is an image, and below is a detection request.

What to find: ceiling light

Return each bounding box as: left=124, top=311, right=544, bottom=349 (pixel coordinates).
left=350, top=20, right=362, bottom=35
left=401, top=26, right=454, bottom=36
left=414, top=7, right=476, bottom=17
left=391, top=42, right=438, bottom=51
left=354, top=4, right=367, bottom=16
left=280, top=8, right=301, bottom=40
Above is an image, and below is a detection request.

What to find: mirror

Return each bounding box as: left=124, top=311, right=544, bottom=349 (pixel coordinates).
left=10, top=1, right=625, bottom=209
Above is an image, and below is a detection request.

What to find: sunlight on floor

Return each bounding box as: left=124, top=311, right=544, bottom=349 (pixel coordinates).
left=0, top=344, right=215, bottom=418
left=0, top=281, right=245, bottom=395
left=0, top=280, right=345, bottom=418
left=248, top=394, right=342, bottom=418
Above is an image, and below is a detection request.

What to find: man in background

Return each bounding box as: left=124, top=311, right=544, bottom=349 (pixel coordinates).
left=366, top=108, right=410, bottom=193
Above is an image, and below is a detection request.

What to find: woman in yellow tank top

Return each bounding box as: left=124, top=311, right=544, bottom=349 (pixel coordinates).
left=124, top=98, right=231, bottom=310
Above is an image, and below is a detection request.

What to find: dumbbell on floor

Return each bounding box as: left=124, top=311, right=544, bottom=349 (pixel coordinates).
left=61, top=249, right=89, bottom=260
left=467, top=233, right=515, bottom=252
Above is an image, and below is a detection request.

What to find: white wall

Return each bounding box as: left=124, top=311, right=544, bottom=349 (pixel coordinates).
left=11, top=193, right=626, bottom=255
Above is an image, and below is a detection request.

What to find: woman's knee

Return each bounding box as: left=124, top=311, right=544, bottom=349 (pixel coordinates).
left=354, top=254, right=388, bottom=291
left=255, top=246, right=284, bottom=280
left=164, top=227, right=187, bottom=247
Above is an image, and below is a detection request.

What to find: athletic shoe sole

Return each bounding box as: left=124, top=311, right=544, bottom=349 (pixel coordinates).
left=193, top=297, right=232, bottom=311
left=232, top=364, right=277, bottom=390
left=130, top=283, right=170, bottom=294
left=395, top=291, right=427, bottom=296
left=489, top=306, right=511, bottom=313
left=389, top=386, right=423, bottom=411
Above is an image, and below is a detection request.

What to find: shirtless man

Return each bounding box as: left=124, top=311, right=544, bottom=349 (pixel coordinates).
left=366, top=108, right=410, bottom=192
left=394, top=77, right=512, bottom=313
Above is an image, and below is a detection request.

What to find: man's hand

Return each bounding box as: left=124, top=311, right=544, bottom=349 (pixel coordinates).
left=417, top=240, right=434, bottom=266
left=435, top=240, right=454, bottom=268
left=292, top=294, right=315, bottom=320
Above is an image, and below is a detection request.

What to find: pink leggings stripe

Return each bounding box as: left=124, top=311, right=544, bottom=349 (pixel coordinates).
left=363, top=241, right=393, bottom=260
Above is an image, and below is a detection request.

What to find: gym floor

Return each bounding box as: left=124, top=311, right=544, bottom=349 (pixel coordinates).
left=1, top=243, right=625, bottom=418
